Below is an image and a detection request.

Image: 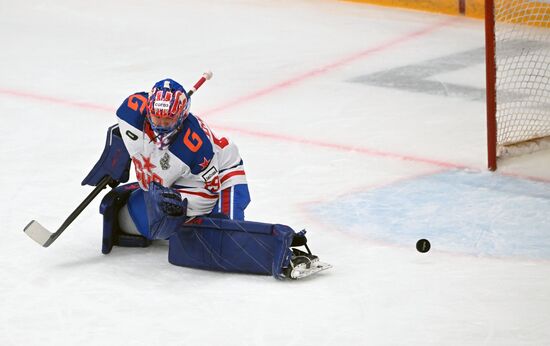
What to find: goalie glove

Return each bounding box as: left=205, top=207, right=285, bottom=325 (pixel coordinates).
left=144, top=182, right=187, bottom=240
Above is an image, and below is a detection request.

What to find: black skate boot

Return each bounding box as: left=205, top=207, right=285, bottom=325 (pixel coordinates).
left=283, top=231, right=331, bottom=279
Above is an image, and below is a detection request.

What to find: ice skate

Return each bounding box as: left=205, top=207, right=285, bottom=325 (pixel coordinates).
left=284, top=248, right=332, bottom=280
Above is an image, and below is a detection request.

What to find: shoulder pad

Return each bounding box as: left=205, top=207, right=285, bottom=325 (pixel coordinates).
left=116, top=92, right=148, bottom=130
left=170, top=114, right=214, bottom=175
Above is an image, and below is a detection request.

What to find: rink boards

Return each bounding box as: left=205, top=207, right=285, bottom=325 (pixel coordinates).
left=345, top=0, right=550, bottom=25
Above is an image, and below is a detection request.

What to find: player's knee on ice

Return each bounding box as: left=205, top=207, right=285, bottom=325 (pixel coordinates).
left=99, top=183, right=151, bottom=254
left=99, top=180, right=250, bottom=249
left=118, top=204, right=141, bottom=236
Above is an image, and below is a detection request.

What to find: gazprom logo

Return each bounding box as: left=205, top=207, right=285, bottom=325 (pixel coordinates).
left=154, top=100, right=171, bottom=111
left=201, top=167, right=218, bottom=182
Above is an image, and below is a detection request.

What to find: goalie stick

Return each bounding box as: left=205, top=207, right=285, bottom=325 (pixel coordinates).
left=24, top=175, right=112, bottom=247
left=24, top=71, right=213, bottom=247
left=189, top=71, right=213, bottom=96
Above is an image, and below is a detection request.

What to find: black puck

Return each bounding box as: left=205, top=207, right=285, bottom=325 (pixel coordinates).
left=416, top=239, right=431, bottom=253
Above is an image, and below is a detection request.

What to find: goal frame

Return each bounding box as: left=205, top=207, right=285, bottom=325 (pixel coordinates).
left=485, top=0, right=498, bottom=171
left=485, top=0, right=550, bottom=171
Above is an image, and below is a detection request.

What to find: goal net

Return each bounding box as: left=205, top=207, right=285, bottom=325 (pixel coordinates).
left=485, top=0, right=550, bottom=170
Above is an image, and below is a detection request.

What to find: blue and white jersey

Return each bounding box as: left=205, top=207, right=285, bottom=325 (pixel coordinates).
left=116, top=92, right=247, bottom=216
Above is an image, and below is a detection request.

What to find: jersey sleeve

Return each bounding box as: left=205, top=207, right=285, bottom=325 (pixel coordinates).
left=116, top=92, right=148, bottom=131
left=169, top=115, right=216, bottom=176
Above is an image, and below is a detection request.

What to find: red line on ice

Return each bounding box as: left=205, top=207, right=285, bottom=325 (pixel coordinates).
left=0, top=88, right=113, bottom=112
left=0, top=18, right=464, bottom=170
left=201, top=18, right=458, bottom=117
left=213, top=124, right=466, bottom=169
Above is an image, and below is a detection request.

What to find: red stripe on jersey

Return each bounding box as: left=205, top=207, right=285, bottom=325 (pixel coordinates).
left=220, top=170, right=246, bottom=184
left=177, top=189, right=219, bottom=199
left=221, top=188, right=231, bottom=215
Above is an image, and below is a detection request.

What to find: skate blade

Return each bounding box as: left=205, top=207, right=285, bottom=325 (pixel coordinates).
left=291, top=261, right=332, bottom=279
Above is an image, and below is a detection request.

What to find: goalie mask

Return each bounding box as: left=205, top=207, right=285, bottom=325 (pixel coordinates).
left=146, top=78, right=190, bottom=148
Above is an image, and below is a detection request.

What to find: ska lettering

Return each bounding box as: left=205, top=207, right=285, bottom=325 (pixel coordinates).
left=132, top=155, right=163, bottom=189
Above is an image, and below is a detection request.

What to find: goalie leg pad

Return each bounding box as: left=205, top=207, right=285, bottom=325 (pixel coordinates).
left=168, top=217, right=295, bottom=279
left=99, top=183, right=151, bottom=254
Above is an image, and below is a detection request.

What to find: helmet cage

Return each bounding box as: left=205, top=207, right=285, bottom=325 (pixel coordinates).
left=146, top=80, right=190, bottom=136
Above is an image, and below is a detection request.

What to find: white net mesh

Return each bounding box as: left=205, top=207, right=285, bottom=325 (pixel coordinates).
left=494, top=0, right=550, bottom=149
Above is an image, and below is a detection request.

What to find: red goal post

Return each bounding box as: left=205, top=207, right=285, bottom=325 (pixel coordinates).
left=485, top=0, right=550, bottom=171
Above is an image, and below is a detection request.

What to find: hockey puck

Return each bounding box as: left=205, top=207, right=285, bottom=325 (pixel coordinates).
left=416, top=239, right=431, bottom=253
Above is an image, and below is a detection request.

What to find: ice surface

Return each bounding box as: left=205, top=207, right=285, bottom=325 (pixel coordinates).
left=310, top=170, right=550, bottom=259
left=1, top=1, right=549, bottom=345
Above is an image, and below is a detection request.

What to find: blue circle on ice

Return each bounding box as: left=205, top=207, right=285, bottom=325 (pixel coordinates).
left=309, top=170, right=550, bottom=259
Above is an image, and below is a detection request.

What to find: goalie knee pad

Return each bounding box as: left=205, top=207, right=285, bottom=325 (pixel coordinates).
left=99, top=183, right=152, bottom=254
left=117, top=185, right=187, bottom=241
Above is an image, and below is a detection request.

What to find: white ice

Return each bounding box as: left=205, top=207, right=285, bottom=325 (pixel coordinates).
left=1, top=1, right=550, bottom=345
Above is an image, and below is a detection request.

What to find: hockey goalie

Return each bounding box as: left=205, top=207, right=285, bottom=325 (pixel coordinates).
left=81, top=76, right=331, bottom=280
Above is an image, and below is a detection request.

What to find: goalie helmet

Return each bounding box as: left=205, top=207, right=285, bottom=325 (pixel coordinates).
left=146, top=78, right=190, bottom=146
